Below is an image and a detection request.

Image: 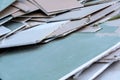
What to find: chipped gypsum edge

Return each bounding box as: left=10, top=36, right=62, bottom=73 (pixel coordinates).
left=44, top=20, right=70, bottom=37
left=45, top=4, right=116, bottom=38
left=43, top=12, right=115, bottom=43
left=94, top=8, right=120, bottom=25
left=47, top=9, right=107, bottom=38
left=45, top=18, right=88, bottom=39
left=59, top=42, right=120, bottom=80
left=0, top=21, right=69, bottom=48
left=87, top=8, right=120, bottom=28
left=80, top=2, right=120, bottom=26
left=87, top=2, right=120, bottom=23
left=46, top=5, right=120, bottom=41
left=87, top=3, right=120, bottom=23
left=0, top=23, right=26, bottom=40
left=75, top=2, right=118, bottom=20
left=73, top=11, right=117, bottom=32
left=44, top=8, right=117, bottom=42
left=48, top=1, right=118, bottom=22
left=48, top=3, right=119, bottom=34
left=47, top=5, right=111, bottom=22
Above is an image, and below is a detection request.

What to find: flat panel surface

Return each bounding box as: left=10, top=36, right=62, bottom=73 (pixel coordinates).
left=34, top=0, right=81, bottom=13
left=48, top=19, right=87, bottom=37
left=0, top=24, right=120, bottom=80
left=3, top=21, right=25, bottom=30
left=0, top=16, right=13, bottom=25
left=104, top=19, right=120, bottom=26
left=0, top=21, right=68, bottom=48
left=49, top=2, right=113, bottom=21
left=0, top=0, right=15, bottom=12
left=95, top=50, right=120, bottom=80
left=0, top=26, right=11, bottom=36
left=0, top=6, right=19, bottom=19
left=13, top=1, right=39, bottom=13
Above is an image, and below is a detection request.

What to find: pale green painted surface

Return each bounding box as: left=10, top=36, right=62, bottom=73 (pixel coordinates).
left=99, top=24, right=118, bottom=33
left=3, top=21, right=24, bottom=30
left=0, top=24, right=120, bottom=80
left=0, top=0, right=15, bottom=12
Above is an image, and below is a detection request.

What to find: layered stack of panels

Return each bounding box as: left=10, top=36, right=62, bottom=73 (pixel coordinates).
left=1, top=0, right=120, bottom=80
left=29, top=0, right=82, bottom=15
left=0, top=22, right=120, bottom=80
left=1, top=1, right=120, bottom=48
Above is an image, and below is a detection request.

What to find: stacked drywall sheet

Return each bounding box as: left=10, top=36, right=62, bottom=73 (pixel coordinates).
left=67, top=19, right=120, bottom=80
left=0, top=1, right=120, bottom=48
left=71, top=43, right=120, bottom=80
left=1, top=0, right=120, bottom=80
left=0, top=21, right=120, bottom=80
left=0, top=0, right=83, bottom=38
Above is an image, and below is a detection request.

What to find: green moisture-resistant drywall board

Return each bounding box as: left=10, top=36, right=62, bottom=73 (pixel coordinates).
left=0, top=0, right=15, bottom=12
left=0, top=24, right=120, bottom=80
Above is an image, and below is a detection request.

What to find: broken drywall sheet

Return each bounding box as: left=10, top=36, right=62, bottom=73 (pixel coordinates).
left=49, top=2, right=114, bottom=22
left=0, top=23, right=120, bottom=80
left=0, top=21, right=69, bottom=48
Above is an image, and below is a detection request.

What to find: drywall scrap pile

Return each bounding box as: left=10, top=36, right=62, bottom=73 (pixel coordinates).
left=0, top=0, right=120, bottom=80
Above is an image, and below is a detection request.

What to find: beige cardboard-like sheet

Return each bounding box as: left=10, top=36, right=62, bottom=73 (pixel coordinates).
left=33, top=0, right=82, bottom=15
left=12, top=0, right=39, bottom=13
left=0, top=6, right=19, bottom=19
